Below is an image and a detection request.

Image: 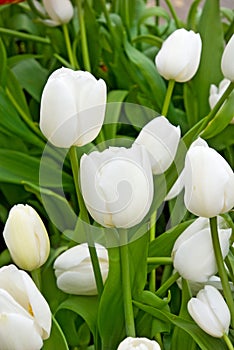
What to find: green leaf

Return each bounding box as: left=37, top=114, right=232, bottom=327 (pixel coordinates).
left=11, top=58, right=49, bottom=101
left=43, top=316, right=69, bottom=350
left=0, top=38, right=7, bottom=86
left=56, top=296, right=99, bottom=339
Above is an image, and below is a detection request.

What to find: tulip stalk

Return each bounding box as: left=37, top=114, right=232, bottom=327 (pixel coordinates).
left=161, top=79, right=175, bottom=117
left=149, top=211, right=157, bottom=292
left=62, top=23, right=77, bottom=69
left=69, top=146, right=104, bottom=297
left=164, top=0, right=181, bottom=28
left=119, top=229, right=136, bottom=337
left=156, top=271, right=180, bottom=297
left=223, top=333, right=234, bottom=350
left=209, top=216, right=234, bottom=329
left=76, top=0, right=91, bottom=72
left=31, top=268, right=42, bottom=291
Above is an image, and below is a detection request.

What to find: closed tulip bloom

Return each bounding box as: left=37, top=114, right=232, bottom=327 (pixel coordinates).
left=40, top=68, right=107, bottom=148
left=80, top=144, right=154, bottom=228
left=188, top=285, right=231, bottom=337
left=134, top=116, right=181, bottom=174
left=172, top=217, right=231, bottom=282
left=42, top=0, right=73, bottom=25
left=117, top=337, right=161, bottom=350
left=209, top=78, right=230, bottom=109
left=155, top=28, right=202, bottom=82
left=184, top=144, right=234, bottom=217
left=0, top=264, right=51, bottom=350
left=54, top=243, right=109, bottom=295
left=3, top=204, right=50, bottom=271
left=221, top=34, right=234, bottom=81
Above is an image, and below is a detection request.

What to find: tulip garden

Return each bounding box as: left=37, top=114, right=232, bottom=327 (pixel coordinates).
left=0, top=0, right=234, bottom=349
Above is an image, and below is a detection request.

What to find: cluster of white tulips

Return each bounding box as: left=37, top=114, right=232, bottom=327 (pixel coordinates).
left=0, top=0, right=234, bottom=347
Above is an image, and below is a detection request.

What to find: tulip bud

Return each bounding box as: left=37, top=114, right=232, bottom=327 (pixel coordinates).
left=54, top=243, right=109, bottom=295
left=42, top=0, right=74, bottom=26
left=80, top=144, right=154, bottom=228
left=117, top=337, right=161, bottom=350
left=187, top=285, right=231, bottom=337
left=155, top=28, right=202, bottom=82
left=184, top=143, right=234, bottom=217
left=3, top=204, right=50, bottom=271
left=172, top=216, right=231, bottom=283
left=134, top=116, right=181, bottom=175
left=221, top=34, right=234, bottom=81
left=209, top=78, right=230, bottom=109
left=0, top=264, right=51, bottom=349
left=40, top=68, right=107, bottom=148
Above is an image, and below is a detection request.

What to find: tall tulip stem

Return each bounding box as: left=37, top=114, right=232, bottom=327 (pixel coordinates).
left=119, top=229, right=136, bottom=337
left=161, top=79, right=175, bottom=117
left=164, top=0, right=181, bottom=28
left=223, top=333, right=234, bottom=350
left=62, top=24, right=77, bottom=69
left=209, top=216, right=234, bottom=328
left=77, top=0, right=91, bottom=72
left=149, top=211, right=157, bottom=292
left=69, top=146, right=104, bottom=297
left=31, top=268, right=42, bottom=291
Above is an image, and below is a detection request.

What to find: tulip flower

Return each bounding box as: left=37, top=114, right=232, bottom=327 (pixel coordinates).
left=134, top=116, right=181, bottom=174
left=209, top=78, right=230, bottom=109
left=155, top=28, right=202, bottom=82
left=0, top=264, right=51, bottom=350
left=41, top=0, right=74, bottom=26
left=3, top=204, right=50, bottom=271
left=221, top=34, right=234, bottom=81
left=172, top=216, right=231, bottom=282
left=188, top=285, right=231, bottom=338
left=40, top=67, right=107, bottom=148
left=184, top=143, right=234, bottom=217
left=80, top=144, right=154, bottom=228
left=117, top=337, right=161, bottom=350
left=54, top=243, right=109, bottom=295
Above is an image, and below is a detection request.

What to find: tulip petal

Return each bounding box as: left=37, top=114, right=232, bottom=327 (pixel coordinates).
left=42, top=0, right=73, bottom=24
left=221, top=34, right=234, bottom=81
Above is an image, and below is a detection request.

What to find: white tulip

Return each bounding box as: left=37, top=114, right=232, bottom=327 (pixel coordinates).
left=172, top=217, right=231, bottom=282
left=54, top=243, right=109, bottom=295
left=209, top=78, right=230, bottom=109
left=42, top=0, right=74, bottom=26
left=0, top=264, right=51, bottom=350
left=40, top=68, right=107, bottom=148
left=188, top=285, right=231, bottom=337
left=221, top=34, right=234, bottom=81
left=80, top=144, right=154, bottom=228
left=184, top=143, right=234, bottom=217
left=3, top=204, right=50, bottom=271
left=134, top=116, right=181, bottom=174
left=117, top=337, right=161, bottom=350
left=155, top=28, right=202, bottom=82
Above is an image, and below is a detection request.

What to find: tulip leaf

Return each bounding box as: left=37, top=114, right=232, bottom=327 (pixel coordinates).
left=11, top=57, right=49, bottom=102
left=0, top=38, right=6, bottom=87
left=133, top=301, right=228, bottom=350
left=98, top=247, right=125, bottom=349
left=56, top=296, right=99, bottom=340
left=43, top=316, right=69, bottom=350
left=0, top=150, right=73, bottom=191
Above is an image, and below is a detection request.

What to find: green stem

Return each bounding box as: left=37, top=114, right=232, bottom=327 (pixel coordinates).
left=6, top=88, right=45, bottom=146
left=124, top=0, right=130, bottom=34
left=209, top=217, right=234, bottom=329
left=161, top=79, right=175, bottom=117
left=156, top=271, right=180, bottom=297
left=147, top=257, right=173, bottom=265
left=164, top=0, right=181, bottom=28
left=62, top=24, right=77, bottom=69
left=119, top=229, right=136, bottom=337
left=69, top=146, right=104, bottom=297
left=99, top=0, right=115, bottom=39
left=149, top=211, right=157, bottom=292
left=31, top=268, right=42, bottom=291
left=0, top=27, right=50, bottom=44
left=77, top=0, right=91, bottom=71
left=223, top=334, right=234, bottom=350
